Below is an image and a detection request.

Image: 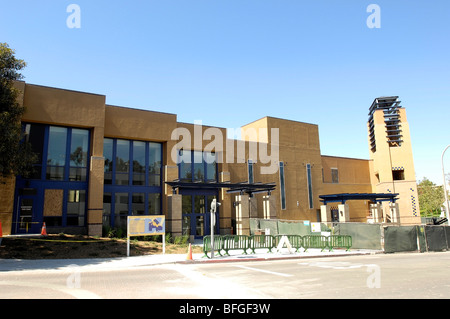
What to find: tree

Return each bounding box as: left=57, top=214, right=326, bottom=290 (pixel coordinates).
left=417, top=177, right=445, bottom=217
left=0, top=42, right=36, bottom=179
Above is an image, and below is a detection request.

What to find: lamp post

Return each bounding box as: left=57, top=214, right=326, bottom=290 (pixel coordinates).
left=442, top=145, right=450, bottom=225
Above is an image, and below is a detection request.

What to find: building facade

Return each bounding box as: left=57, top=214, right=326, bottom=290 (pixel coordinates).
left=0, top=83, right=421, bottom=238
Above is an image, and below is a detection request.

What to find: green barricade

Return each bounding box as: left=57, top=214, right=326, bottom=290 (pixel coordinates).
left=328, top=235, right=352, bottom=251
left=248, top=235, right=275, bottom=253
left=223, top=235, right=250, bottom=255
left=202, top=235, right=224, bottom=258
left=303, top=235, right=329, bottom=252
left=272, top=234, right=303, bottom=252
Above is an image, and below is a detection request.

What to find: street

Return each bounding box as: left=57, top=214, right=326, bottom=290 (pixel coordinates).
left=1, top=252, right=450, bottom=299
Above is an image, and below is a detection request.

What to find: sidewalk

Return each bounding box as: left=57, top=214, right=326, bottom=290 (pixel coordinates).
left=0, top=247, right=382, bottom=273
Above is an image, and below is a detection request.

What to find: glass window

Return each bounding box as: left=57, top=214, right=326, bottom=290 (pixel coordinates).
left=24, top=123, right=45, bottom=179
left=103, top=192, right=112, bottom=229
left=194, top=195, right=205, bottom=214
left=206, top=152, right=217, bottom=181
left=331, top=168, right=339, bottom=184
left=114, top=193, right=129, bottom=230
left=182, top=195, right=192, bottom=214
left=103, top=138, right=113, bottom=185
left=115, top=140, right=130, bottom=185
left=179, top=150, right=192, bottom=181
left=149, top=142, right=162, bottom=186
left=193, top=151, right=204, bottom=181
left=279, top=162, right=286, bottom=210
left=248, top=160, right=254, bottom=184
left=67, top=190, right=86, bottom=226
left=307, top=163, right=313, bottom=209
left=148, top=193, right=161, bottom=215
left=69, top=129, right=89, bottom=181
left=132, top=141, right=146, bottom=186
left=132, top=193, right=145, bottom=215
left=46, top=126, right=67, bottom=180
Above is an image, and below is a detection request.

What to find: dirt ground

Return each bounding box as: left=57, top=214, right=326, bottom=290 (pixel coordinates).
left=0, top=234, right=204, bottom=259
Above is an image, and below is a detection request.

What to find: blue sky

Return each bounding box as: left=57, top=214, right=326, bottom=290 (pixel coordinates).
left=1, top=0, right=449, bottom=184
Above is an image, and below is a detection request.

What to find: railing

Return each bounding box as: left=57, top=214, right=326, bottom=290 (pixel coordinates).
left=202, top=234, right=352, bottom=258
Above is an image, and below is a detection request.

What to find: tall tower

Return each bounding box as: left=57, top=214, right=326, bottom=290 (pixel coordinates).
left=368, top=96, right=421, bottom=225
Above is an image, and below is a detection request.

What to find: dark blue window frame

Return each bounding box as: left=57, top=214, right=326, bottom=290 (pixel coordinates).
left=103, top=138, right=163, bottom=230
left=13, top=124, right=90, bottom=233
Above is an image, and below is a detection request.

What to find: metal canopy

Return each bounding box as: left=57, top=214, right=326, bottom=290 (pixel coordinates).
left=165, top=180, right=276, bottom=196
left=319, top=193, right=399, bottom=205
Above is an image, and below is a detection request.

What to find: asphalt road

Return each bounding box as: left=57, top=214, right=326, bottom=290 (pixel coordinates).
left=1, top=252, right=450, bottom=300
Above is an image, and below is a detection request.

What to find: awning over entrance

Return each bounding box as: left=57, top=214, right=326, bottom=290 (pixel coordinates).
left=165, top=180, right=276, bottom=197
left=319, top=193, right=399, bottom=205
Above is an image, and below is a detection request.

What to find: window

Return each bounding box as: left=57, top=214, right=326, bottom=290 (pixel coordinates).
left=307, top=164, right=313, bottom=209
left=24, top=123, right=45, bottom=179
left=148, top=142, right=162, bottom=186
left=131, top=193, right=145, bottom=215
left=115, top=140, right=130, bottom=185
left=331, top=168, right=339, bottom=184
left=392, top=169, right=405, bottom=181
left=177, top=150, right=217, bottom=183
left=67, top=190, right=86, bottom=226
left=104, top=139, right=113, bottom=185
left=69, top=129, right=89, bottom=181
left=46, top=126, right=67, bottom=180
left=102, top=138, right=163, bottom=230
left=248, top=160, right=254, bottom=184
left=279, top=162, right=286, bottom=210
left=132, top=141, right=146, bottom=186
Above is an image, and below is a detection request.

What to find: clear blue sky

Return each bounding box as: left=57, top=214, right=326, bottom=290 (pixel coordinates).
left=1, top=0, right=449, bottom=184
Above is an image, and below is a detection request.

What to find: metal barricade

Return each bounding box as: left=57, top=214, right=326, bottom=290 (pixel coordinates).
left=303, top=235, right=329, bottom=252
left=328, top=235, right=352, bottom=251
left=248, top=235, right=275, bottom=253
left=222, top=235, right=250, bottom=255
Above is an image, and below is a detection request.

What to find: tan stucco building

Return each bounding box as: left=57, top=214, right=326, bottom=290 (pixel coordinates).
left=0, top=83, right=421, bottom=238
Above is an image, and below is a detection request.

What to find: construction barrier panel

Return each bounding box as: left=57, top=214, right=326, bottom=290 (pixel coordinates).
left=384, top=226, right=418, bottom=253
left=258, top=219, right=278, bottom=235
left=277, top=221, right=311, bottom=236
left=273, top=234, right=303, bottom=252
left=424, top=225, right=447, bottom=252
left=334, top=222, right=382, bottom=250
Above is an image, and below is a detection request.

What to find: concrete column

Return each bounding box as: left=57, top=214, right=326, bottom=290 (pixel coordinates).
left=338, top=204, right=350, bottom=222
left=390, top=202, right=400, bottom=223
left=370, top=203, right=382, bottom=223
left=320, top=205, right=331, bottom=223
left=87, top=155, right=105, bottom=237
left=167, top=194, right=182, bottom=237
left=263, top=195, right=277, bottom=219
left=235, top=194, right=250, bottom=235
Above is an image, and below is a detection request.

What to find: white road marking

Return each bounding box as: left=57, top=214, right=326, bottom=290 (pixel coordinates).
left=232, top=265, right=294, bottom=277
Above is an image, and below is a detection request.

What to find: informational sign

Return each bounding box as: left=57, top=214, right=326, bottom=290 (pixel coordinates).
left=311, top=222, right=321, bottom=233
left=127, top=215, right=165, bottom=256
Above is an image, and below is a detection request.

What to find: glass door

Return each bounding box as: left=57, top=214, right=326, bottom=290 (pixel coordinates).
left=15, top=195, right=41, bottom=234
left=181, top=191, right=219, bottom=239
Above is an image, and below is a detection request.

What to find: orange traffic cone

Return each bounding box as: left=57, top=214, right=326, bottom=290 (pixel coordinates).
left=41, top=222, right=48, bottom=236
left=186, top=243, right=193, bottom=260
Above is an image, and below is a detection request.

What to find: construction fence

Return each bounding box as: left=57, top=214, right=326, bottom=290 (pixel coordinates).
left=250, top=218, right=450, bottom=253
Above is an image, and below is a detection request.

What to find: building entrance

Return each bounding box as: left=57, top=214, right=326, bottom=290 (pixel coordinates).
left=181, top=189, right=219, bottom=239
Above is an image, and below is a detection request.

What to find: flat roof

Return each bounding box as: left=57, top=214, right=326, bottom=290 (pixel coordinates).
left=319, top=193, right=399, bottom=204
